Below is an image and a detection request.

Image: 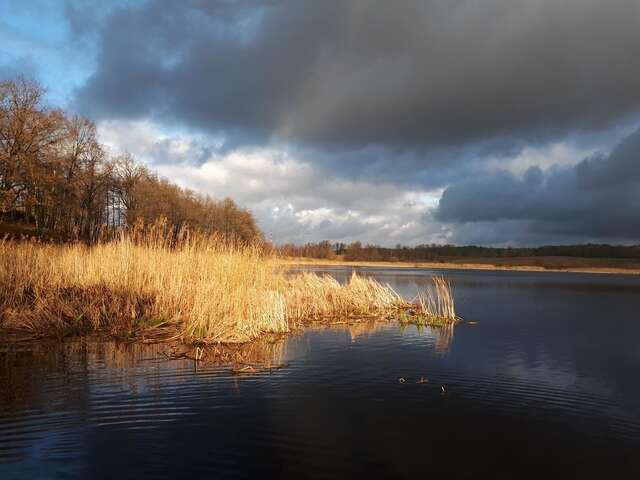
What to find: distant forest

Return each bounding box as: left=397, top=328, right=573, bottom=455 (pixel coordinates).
left=0, top=78, right=261, bottom=243
left=278, top=241, right=640, bottom=261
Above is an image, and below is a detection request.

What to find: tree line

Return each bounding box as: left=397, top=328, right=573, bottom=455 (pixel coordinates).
left=278, top=240, right=337, bottom=259
left=279, top=241, right=640, bottom=260
left=0, top=78, right=261, bottom=243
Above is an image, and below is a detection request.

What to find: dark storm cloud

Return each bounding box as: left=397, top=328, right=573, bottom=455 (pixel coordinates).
left=74, top=0, right=640, bottom=151
left=436, top=128, right=640, bottom=244
left=66, top=0, right=640, bottom=245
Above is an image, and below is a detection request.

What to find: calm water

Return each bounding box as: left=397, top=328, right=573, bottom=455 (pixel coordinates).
left=1, top=267, right=640, bottom=479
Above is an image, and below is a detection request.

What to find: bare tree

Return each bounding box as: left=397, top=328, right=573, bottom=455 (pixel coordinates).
left=0, top=78, right=64, bottom=221
left=0, top=77, right=263, bottom=244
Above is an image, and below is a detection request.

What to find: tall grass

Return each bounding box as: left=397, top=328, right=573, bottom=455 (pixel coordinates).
left=0, top=226, right=457, bottom=343
left=416, top=276, right=457, bottom=322
left=283, top=272, right=405, bottom=323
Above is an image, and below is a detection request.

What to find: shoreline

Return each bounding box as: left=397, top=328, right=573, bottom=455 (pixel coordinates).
left=1, top=236, right=457, bottom=345
left=279, top=258, right=640, bottom=276
left=0, top=318, right=443, bottom=372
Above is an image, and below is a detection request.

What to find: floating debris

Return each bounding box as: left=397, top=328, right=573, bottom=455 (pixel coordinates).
left=416, top=377, right=429, bottom=384
left=398, top=377, right=407, bottom=383
left=231, top=362, right=289, bottom=376
left=232, top=365, right=257, bottom=375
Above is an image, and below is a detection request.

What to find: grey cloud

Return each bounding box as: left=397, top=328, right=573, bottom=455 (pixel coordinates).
left=96, top=120, right=446, bottom=245
left=68, top=0, right=640, bottom=245
left=436, top=128, right=640, bottom=244
left=259, top=202, right=445, bottom=246
left=74, top=0, right=640, bottom=152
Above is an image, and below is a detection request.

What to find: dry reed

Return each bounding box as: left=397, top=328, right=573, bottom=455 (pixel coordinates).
left=0, top=226, right=457, bottom=343
left=416, top=276, right=457, bottom=323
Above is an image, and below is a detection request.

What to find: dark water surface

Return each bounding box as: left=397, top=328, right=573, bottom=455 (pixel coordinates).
left=2, top=267, right=640, bottom=479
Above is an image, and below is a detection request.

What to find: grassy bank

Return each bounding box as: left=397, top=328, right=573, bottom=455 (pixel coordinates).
left=0, top=230, right=457, bottom=343
left=281, top=256, right=640, bottom=275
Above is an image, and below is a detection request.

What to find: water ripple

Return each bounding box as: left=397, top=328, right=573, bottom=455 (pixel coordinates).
left=2, top=268, right=640, bottom=477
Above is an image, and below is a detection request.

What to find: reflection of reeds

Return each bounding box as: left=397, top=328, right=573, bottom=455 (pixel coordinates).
left=345, top=320, right=391, bottom=342
left=397, top=322, right=455, bottom=355
left=0, top=336, right=289, bottom=413
left=304, top=318, right=394, bottom=342
left=434, top=324, right=455, bottom=355
left=199, top=335, right=287, bottom=366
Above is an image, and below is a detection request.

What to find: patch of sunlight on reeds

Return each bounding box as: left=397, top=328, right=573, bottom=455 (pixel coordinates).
left=417, top=276, right=457, bottom=323
left=0, top=223, right=458, bottom=343
left=283, top=272, right=406, bottom=324
left=398, top=276, right=459, bottom=327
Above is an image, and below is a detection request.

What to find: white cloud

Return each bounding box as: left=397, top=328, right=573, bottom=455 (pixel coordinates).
left=97, top=119, right=449, bottom=245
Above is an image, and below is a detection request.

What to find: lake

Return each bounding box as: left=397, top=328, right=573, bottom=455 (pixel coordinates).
left=1, top=267, right=640, bottom=478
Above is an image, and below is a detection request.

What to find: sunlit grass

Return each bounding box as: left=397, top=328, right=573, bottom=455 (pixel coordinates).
left=398, top=276, right=459, bottom=326
left=0, top=225, right=458, bottom=343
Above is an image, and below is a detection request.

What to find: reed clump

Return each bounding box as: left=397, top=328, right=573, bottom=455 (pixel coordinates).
left=0, top=226, right=457, bottom=343
left=283, top=272, right=406, bottom=324
left=417, top=276, right=457, bottom=323
left=398, top=276, right=459, bottom=327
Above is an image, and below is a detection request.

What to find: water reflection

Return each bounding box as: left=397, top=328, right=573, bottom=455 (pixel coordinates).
left=2, top=267, right=640, bottom=478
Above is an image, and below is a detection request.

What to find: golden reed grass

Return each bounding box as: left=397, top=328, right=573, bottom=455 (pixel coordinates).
left=416, top=276, right=457, bottom=322
left=0, top=226, right=457, bottom=343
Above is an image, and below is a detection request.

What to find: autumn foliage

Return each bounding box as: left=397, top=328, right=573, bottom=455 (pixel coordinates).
left=0, top=77, right=261, bottom=243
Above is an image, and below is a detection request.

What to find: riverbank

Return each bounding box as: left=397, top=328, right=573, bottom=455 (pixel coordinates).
left=280, top=256, right=640, bottom=275
left=0, top=230, right=456, bottom=343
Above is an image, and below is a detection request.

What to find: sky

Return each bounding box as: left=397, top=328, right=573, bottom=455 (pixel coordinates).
left=2, top=0, right=640, bottom=246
